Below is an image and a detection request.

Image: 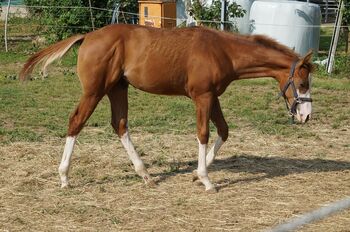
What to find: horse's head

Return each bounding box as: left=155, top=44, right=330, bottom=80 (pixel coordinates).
left=278, top=51, right=313, bottom=124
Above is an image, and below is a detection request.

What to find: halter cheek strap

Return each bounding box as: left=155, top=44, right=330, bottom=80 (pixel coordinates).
left=278, top=60, right=313, bottom=117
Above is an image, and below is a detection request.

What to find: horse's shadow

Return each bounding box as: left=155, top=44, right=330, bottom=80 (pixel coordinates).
left=152, top=154, right=350, bottom=190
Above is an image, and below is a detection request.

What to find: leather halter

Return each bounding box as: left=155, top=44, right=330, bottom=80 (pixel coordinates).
left=278, top=60, right=313, bottom=117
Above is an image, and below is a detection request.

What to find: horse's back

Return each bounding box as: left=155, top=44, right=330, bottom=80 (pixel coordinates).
left=78, top=24, right=233, bottom=96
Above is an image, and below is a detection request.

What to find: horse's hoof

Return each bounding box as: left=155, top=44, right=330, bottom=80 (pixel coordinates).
left=60, top=182, right=69, bottom=188
left=144, top=176, right=158, bottom=187
left=146, top=179, right=157, bottom=188
left=195, top=181, right=203, bottom=186
left=205, top=186, right=218, bottom=194
left=192, top=170, right=199, bottom=182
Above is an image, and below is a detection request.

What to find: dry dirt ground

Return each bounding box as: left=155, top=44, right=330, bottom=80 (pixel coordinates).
left=1, top=123, right=350, bottom=231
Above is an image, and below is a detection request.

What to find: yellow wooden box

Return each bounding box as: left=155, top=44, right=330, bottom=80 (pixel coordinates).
left=138, top=0, right=176, bottom=28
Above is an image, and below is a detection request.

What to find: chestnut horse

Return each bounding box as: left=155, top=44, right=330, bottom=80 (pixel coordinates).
left=20, top=24, right=313, bottom=192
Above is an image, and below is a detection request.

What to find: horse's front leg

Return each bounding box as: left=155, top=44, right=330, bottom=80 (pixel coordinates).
left=192, top=97, right=228, bottom=183
left=194, top=93, right=217, bottom=192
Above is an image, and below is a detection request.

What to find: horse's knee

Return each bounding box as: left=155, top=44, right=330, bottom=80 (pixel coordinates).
left=197, top=129, right=209, bottom=144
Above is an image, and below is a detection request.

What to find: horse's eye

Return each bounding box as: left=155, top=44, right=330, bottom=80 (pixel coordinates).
left=300, top=82, right=309, bottom=89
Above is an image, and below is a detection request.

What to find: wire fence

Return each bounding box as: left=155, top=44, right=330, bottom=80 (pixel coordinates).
left=0, top=4, right=349, bottom=56
left=2, top=4, right=350, bottom=25
left=2, top=5, right=350, bottom=27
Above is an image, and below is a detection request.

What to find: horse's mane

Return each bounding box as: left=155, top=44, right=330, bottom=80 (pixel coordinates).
left=244, top=34, right=314, bottom=70
left=202, top=27, right=299, bottom=59
left=245, top=34, right=299, bottom=59
left=182, top=27, right=313, bottom=70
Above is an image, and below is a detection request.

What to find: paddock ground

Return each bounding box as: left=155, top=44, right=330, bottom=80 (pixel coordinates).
left=1, top=125, right=350, bottom=231
left=1, top=57, right=350, bottom=231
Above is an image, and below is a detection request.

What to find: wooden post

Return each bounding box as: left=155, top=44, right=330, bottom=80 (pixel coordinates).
left=4, top=0, right=11, bottom=52
left=345, top=26, right=349, bottom=53
left=88, top=0, right=95, bottom=30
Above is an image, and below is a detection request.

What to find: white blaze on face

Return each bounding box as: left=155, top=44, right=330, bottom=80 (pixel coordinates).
left=296, top=90, right=312, bottom=123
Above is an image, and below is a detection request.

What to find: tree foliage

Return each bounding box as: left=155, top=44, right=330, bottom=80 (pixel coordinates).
left=24, top=0, right=138, bottom=41
left=190, top=0, right=245, bottom=30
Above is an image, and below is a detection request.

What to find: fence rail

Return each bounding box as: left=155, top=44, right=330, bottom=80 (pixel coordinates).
left=268, top=196, right=350, bottom=232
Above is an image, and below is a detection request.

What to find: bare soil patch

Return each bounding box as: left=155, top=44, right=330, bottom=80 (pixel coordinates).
left=1, top=125, right=349, bottom=231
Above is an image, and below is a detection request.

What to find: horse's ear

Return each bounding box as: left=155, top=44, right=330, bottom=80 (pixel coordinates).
left=301, top=50, right=313, bottom=64
left=297, top=49, right=314, bottom=72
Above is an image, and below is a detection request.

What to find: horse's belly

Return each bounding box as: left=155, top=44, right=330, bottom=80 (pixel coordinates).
left=125, top=73, right=187, bottom=96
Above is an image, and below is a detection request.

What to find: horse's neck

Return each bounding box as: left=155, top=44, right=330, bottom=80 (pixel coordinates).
left=232, top=47, right=296, bottom=81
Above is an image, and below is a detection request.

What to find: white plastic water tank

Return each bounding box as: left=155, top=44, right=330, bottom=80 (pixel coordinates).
left=231, top=0, right=255, bottom=34
left=249, top=0, right=321, bottom=55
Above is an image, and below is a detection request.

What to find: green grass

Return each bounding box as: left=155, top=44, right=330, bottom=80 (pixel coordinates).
left=319, top=26, right=348, bottom=53
left=319, top=28, right=333, bottom=53
left=316, top=26, right=350, bottom=79
left=0, top=52, right=27, bottom=64
left=0, top=49, right=349, bottom=144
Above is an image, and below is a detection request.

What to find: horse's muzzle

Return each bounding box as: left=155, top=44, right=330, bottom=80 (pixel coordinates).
left=295, top=95, right=312, bottom=123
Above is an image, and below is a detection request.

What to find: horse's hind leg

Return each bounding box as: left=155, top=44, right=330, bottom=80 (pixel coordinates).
left=59, top=56, right=107, bottom=188
left=206, top=97, right=228, bottom=167
left=59, top=92, right=103, bottom=187
left=108, top=80, right=155, bottom=186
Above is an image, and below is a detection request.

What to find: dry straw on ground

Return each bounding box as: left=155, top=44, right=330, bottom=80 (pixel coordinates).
left=1, top=124, right=349, bottom=231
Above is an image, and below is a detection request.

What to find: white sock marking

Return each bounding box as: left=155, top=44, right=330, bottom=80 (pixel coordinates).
left=58, top=136, right=76, bottom=188
left=120, top=131, right=150, bottom=182
left=206, top=137, right=224, bottom=167
left=197, top=138, right=215, bottom=191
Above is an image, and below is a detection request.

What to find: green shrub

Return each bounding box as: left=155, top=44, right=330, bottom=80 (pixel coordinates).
left=190, top=0, right=245, bottom=30
left=23, top=0, right=137, bottom=42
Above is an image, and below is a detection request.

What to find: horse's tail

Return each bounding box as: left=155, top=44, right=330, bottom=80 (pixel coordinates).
left=19, top=34, right=85, bottom=81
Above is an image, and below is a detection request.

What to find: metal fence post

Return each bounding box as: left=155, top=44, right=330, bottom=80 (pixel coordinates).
left=327, top=0, right=344, bottom=74
left=220, top=0, right=226, bottom=31
left=111, top=2, right=120, bottom=24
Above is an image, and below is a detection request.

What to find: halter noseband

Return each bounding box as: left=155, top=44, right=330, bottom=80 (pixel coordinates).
left=278, top=60, right=313, bottom=117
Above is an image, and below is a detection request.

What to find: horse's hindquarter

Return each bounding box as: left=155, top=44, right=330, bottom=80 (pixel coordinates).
left=77, top=25, right=129, bottom=92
